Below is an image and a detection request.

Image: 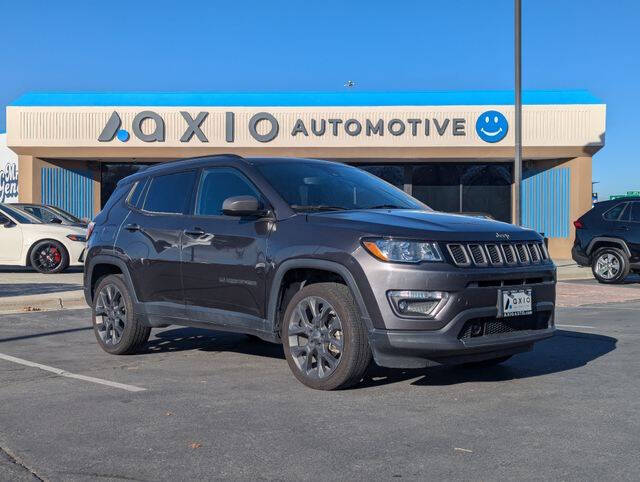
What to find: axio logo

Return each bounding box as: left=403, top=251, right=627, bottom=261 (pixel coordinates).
left=476, top=110, right=508, bottom=143
left=98, top=111, right=209, bottom=143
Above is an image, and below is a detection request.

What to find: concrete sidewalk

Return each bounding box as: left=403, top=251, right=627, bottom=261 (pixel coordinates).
left=554, top=259, right=594, bottom=281
left=0, top=267, right=86, bottom=313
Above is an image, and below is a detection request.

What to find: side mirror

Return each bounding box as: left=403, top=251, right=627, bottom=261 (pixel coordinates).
left=51, top=217, right=63, bottom=224
left=1, top=219, right=15, bottom=228
left=221, top=195, right=264, bottom=217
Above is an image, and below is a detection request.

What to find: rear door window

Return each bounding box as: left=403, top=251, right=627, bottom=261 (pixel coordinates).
left=143, top=171, right=197, bottom=214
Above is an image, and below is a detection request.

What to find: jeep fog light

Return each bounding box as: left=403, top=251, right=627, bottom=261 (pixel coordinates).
left=387, top=290, right=447, bottom=318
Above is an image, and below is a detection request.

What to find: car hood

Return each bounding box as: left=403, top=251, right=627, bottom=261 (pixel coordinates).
left=306, top=209, right=541, bottom=242
left=24, top=223, right=87, bottom=236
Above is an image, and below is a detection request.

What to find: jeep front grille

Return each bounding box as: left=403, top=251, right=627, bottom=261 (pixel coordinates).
left=485, top=244, right=502, bottom=265
left=467, top=244, right=487, bottom=266
left=445, top=242, right=548, bottom=267
left=502, top=244, right=517, bottom=265
left=447, top=244, right=471, bottom=266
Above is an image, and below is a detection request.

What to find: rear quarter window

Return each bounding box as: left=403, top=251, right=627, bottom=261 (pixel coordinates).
left=126, top=180, right=147, bottom=209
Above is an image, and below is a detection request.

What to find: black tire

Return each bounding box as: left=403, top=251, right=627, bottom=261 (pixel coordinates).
left=460, top=355, right=512, bottom=368
left=282, top=282, right=371, bottom=390
left=92, top=274, right=150, bottom=355
left=591, top=247, right=629, bottom=284
left=29, top=240, right=69, bottom=274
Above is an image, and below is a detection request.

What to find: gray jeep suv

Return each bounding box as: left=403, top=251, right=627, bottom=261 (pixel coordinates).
left=84, top=156, right=556, bottom=390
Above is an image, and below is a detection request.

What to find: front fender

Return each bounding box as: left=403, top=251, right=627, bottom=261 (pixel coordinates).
left=266, top=258, right=375, bottom=336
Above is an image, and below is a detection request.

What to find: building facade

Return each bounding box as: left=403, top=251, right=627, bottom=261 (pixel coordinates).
left=5, top=90, right=605, bottom=258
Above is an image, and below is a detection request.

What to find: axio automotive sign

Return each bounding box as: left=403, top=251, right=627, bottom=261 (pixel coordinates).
left=98, top=110, right=508, bottom=144
left=0, top=134, right=19, bottom=203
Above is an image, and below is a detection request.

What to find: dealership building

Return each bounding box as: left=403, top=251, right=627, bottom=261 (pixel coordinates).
left=5, top=90, right=605, bottom=258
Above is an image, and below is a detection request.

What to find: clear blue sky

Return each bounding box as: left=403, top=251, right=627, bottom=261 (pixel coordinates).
left=0, top=0, right=637, bottom=199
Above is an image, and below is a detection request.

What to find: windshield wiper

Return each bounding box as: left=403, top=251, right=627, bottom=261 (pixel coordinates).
left=290, top=204, right=350, bottom=212
left=366, top=204, right=406, bottom=210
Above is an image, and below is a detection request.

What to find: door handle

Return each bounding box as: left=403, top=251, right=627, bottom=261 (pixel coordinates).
left=124, top=223, right=141, bottom=232
left=616, top=226, right=630, bottom=231
left=184, top=227, right=206, bottom=237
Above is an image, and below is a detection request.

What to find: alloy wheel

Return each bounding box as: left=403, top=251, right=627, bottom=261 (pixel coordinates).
left=33, top=243, right=63, bottom=273
left=287, top=296, right=343, bottom=379
left=595, top=253, right=620, bottom=280
left=95, top=284, right=127, bottom=345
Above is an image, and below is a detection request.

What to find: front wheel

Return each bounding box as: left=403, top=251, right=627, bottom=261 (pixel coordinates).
left=30, top=240, right=69, bottom=274
left=92, top=274, right=150, bottom=355
left=282, top=283, right=371, bottom=390
left=591, top=247, right=629, bottom=284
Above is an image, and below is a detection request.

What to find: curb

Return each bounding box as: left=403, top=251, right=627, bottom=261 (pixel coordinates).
left=0, top=290, right=88, bottom=314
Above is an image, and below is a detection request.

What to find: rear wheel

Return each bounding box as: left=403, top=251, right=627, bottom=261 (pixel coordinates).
left=591, top=247, right=629, bottom=284
left=30, top=240, right=69, bottom=274
left=92, top=274, right=150, bottom=355
left=282, top=283, right=371, bottom=390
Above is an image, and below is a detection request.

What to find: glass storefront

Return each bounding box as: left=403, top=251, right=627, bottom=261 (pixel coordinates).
left=100, top=161, right=513, bottom=222
left=357, top=162, right=512, bottom=222
left=358, top=165, right=405, bottom=190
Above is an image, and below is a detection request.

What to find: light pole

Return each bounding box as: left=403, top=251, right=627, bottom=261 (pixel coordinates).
left=514, top=0, right=522, bottom=226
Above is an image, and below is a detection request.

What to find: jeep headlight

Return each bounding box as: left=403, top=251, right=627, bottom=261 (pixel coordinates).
left=362, top=238, right=442, bottom=263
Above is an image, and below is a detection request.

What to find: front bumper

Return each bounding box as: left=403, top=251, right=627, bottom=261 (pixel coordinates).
left=369, top=304, right=555, bottom=368
left=352, top=250, right=556, bottom=368
left=67, top=242, right=87, bottom=266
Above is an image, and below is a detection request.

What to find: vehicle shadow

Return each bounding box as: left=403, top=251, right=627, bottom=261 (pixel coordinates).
left=0, top=266, right=83, bottom=273
left=0, top=283, right=82, bottom=297
left=143, top=328, right=616, bottom=389
left=142, top=327, right=285, bottom=360
left=360, top=330, right=617, bottom=388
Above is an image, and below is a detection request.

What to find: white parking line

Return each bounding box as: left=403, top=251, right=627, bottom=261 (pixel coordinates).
left=0, top=353, right=146, bottom=392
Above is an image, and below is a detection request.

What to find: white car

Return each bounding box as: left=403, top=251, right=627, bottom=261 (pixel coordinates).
left=0, top=203, right=87, bottom=273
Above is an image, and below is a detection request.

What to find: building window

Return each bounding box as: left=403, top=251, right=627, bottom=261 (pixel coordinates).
left=411, top=163, right=513, bottom=222
left=356, top=165, right=405, bottom=190
left=411, top=164, right=462, bottom=213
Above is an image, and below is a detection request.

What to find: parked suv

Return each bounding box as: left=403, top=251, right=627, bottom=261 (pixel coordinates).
left=572, top=198, right=640, bottom=283
left=84, top=156, right=556, bottom=390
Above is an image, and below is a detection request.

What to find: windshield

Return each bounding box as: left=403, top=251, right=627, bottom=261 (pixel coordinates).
left=255, top=161, right=427, bottom=212
left=46, top=206, right=83, bottom=223
left=0, top=204, right=42, bottom=224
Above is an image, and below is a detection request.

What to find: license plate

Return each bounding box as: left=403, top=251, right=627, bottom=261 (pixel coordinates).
left=500, top=289, right=532, bottom=317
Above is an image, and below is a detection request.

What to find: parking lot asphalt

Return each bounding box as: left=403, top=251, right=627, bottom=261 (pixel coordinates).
left=0, top=300, right=639, bottom=481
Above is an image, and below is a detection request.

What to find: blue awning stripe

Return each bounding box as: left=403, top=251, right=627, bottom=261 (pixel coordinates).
left=11, top=90, right=602, bottom=107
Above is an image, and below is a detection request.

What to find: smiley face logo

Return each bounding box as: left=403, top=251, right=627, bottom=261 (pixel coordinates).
left=476, top=110, right=508, bottom=143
